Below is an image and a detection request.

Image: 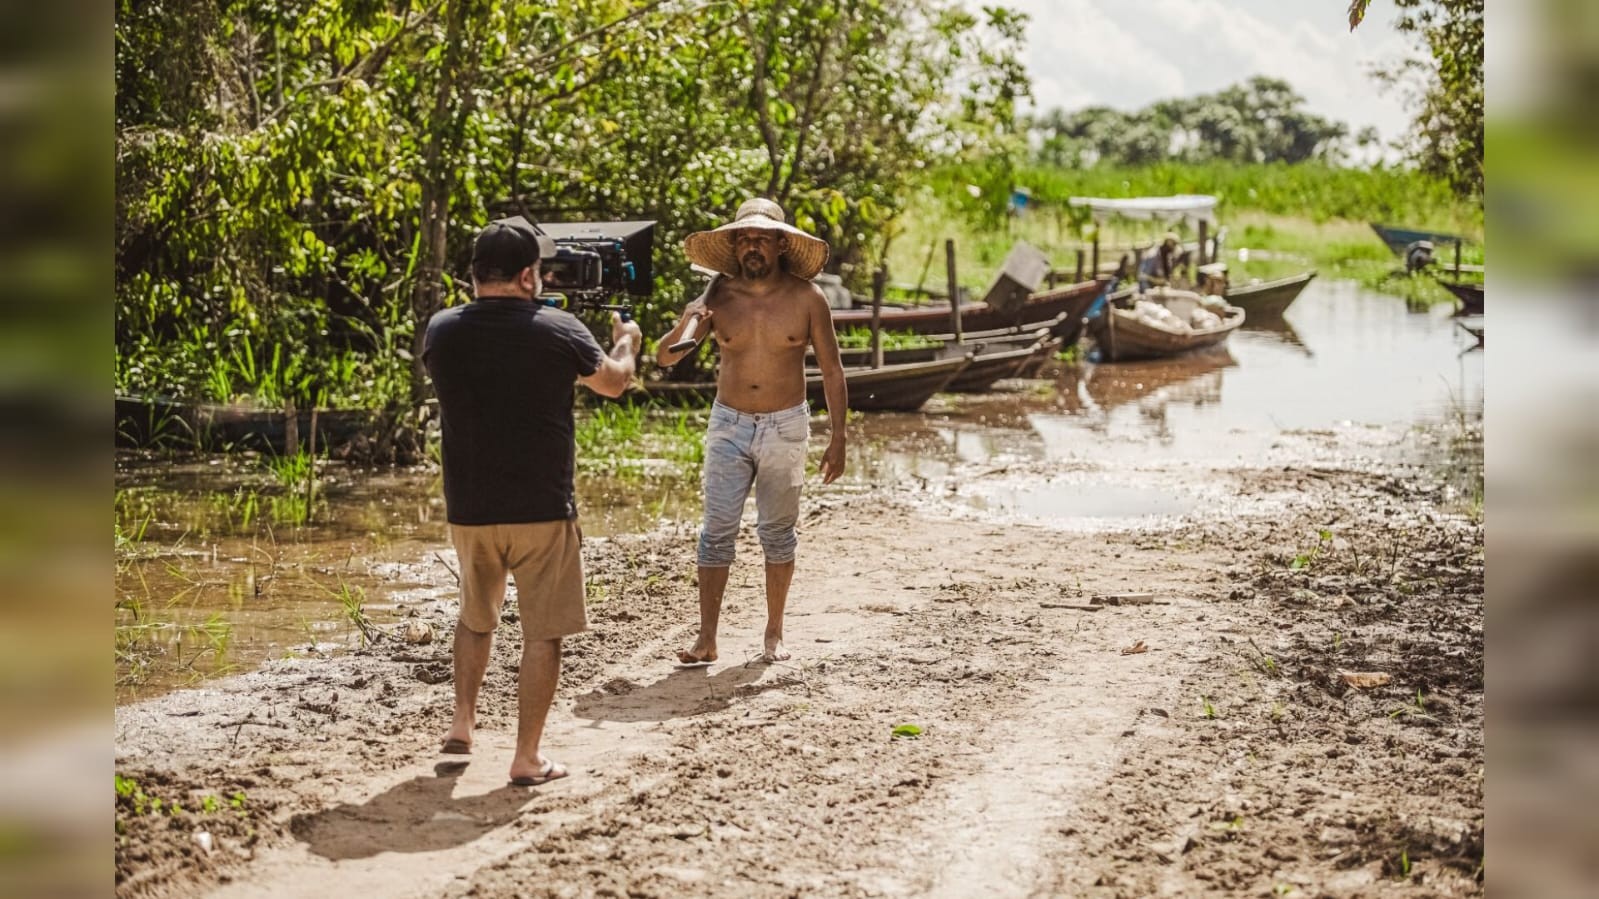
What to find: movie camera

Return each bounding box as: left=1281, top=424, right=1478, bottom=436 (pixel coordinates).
left=535, top=220, right=656, bottom=321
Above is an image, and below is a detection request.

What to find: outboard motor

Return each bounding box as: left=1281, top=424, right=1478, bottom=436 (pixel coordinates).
left=1405, top=239, right=1435, bottom=273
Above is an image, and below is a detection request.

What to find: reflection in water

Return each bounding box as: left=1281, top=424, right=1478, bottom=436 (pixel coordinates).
left=1241, top=314, right=1311, bottom=355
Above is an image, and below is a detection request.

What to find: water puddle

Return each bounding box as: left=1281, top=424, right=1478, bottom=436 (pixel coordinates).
left=965, top=481, right=1196, bottom=520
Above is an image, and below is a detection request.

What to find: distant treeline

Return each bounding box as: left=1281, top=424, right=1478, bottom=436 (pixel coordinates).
left=1029, top=77, right=1368, bottom=169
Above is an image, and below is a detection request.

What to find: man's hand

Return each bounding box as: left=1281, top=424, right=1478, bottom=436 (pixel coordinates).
left=682, top=294, right=713, bottom=328
left=612, top=312, right=643, bottom=355
left=820, top=436, right=845, bottom=484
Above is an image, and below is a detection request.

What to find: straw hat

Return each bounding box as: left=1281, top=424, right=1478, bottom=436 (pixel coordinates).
left=683, top=198, right=830, bottom=280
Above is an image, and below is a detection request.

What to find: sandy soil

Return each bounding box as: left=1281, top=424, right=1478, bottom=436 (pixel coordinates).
left=114, top=426, right=1483, bottom=898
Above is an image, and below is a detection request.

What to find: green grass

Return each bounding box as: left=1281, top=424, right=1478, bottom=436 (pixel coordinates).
left=885, top=161, right=1484, bottom=302
left=576, top=406, right=706, bottom=475
left=835, top=328, right=942, bottom=351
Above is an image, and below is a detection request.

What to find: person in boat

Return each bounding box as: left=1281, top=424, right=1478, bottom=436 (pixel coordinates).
left=423, top=216, right=642, bottom=787
left=1138, top=232, right=1183, bottom=292
left=654, top=198, right=848, bottom=665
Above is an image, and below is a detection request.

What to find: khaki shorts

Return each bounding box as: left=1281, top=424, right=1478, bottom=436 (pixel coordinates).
left=450, top=519, right=588, bottom=641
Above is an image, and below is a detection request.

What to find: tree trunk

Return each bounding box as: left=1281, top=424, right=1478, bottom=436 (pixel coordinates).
left=408, top=0, right=474, bottom=409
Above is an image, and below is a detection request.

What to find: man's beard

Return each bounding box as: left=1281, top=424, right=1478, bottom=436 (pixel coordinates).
left=740, top=252, right=774, bottom=280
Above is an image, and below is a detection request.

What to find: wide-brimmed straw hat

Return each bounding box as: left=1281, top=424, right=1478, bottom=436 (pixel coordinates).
left=683, top=198, right=830, bottom=280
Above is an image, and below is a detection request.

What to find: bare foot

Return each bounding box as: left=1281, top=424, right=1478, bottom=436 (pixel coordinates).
left=508, top=757, right=568, bottom=786
left=440, top=722, right=472, bottom=754
left=761, top=634, right=791, bottom=663
left=676, top=642, right=717, bottom=665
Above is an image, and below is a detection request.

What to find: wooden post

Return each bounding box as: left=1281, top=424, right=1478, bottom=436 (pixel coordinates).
left=1198, top=220, right=1209, bottom=266
left=945, top=239, right=963, bottom=344
left=1090, top=234, right=1100, bottom=282
left=871, top=267, right=886, bottom=370
left=1074, top=248, right=1085, bottom=283
left=1047, top=270, right=1058, bottom=290
left=1453, top=238, right=1462, bottom=277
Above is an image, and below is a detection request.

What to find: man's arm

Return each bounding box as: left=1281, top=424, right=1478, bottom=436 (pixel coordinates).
left=807, top=288, right=848, bottom=484
left=655, top=277, right=720, bottom=369
left=579, top=313, right=643, bottom=398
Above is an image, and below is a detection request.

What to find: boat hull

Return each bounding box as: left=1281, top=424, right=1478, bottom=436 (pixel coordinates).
left=1089, top=296, right=1245, bottom=362
left=831, top=279, right=1105, bottom=336
left=1225, top=270, right=1316, bottom=318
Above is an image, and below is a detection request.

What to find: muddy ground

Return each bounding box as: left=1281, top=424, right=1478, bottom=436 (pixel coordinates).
left=114, top=424, right=1482, bottom=898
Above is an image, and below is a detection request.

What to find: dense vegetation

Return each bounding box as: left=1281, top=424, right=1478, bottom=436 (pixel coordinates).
left=115, top=0, right=1027, bottom=421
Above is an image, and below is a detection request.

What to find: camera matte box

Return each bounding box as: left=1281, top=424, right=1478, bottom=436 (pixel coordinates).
left=540, top=220, right=656, bottom=295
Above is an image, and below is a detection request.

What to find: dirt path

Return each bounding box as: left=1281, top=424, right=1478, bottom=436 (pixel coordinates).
left=115, top=433, right=1482, bottom=898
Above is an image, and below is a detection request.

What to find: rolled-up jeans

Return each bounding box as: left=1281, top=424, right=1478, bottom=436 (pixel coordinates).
left=697, top=399, right=810, bottom=567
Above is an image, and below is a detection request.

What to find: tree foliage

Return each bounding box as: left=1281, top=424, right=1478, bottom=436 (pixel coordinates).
left=1350, top=0, right=1484, bottom=198
left=1030, top=77, right=1351, bottom=170
left=115, top=0, right=1027, bottom=416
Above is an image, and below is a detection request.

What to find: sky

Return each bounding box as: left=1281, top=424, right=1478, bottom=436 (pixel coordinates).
left=983, top=0, right=1421, bottom=145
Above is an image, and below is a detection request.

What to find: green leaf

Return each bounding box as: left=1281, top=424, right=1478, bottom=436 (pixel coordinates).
left=891, top=723, right=923, bottom=739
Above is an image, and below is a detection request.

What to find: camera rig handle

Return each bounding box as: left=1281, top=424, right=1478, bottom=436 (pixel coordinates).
left=540, top=295, right=632, bottom=322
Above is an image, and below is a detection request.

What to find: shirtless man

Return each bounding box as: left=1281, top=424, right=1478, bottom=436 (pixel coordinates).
left=655, top=198, right=847, bottom=664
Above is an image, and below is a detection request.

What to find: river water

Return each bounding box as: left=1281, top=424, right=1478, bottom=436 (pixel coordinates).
left=114, top=277, right=1482, bottom=701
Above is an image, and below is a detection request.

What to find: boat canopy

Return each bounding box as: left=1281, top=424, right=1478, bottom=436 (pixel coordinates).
left=1067, top=194, right=1218, bottom=225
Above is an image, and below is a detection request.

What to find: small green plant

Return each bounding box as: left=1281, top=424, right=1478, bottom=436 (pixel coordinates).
left=1389, top=689, right=1435, bottom=721
left=1399, top=847, right=1412, bottom=878
left=1201, top=696, right=1217, bottom=719
left=1289, top=529, right=1334, bottom=571
left=891, top=723, right=923, bottom=739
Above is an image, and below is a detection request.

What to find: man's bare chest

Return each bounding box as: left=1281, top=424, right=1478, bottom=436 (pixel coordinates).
left=712, top=304, right=809, bottom=353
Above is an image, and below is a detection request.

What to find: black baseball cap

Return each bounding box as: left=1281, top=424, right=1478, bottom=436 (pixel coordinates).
left=472, top=215, right=558, bottom=275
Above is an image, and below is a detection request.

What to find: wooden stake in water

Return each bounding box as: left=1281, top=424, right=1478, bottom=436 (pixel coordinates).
left=871, top=267, right=886, bottom=370
left=946, top=239, right=963, bottom=345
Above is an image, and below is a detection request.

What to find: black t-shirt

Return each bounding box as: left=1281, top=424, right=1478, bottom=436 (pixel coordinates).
left=422, top=297, right=606, bottom=525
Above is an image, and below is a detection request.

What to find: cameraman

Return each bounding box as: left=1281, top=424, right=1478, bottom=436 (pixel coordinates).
left=422, top=215, right=641, bottom=787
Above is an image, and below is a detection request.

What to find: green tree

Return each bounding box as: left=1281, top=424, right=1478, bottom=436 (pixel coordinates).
left=1349, top=0, right=1484, bottom=198
left=115, top=0, right=1029, bottom=428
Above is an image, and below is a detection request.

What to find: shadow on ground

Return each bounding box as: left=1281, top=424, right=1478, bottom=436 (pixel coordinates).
left=290, top=761, right=537, bottom=860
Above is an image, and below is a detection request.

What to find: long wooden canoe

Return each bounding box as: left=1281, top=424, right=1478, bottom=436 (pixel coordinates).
left=830, top=278, right=1106, bottom=335
left=1088, top=292, right=1245, bottom=362
left=115, top=395, right=381, bottom=454
left=636, top=354, right=974, bottom=412
left=1224, top=270, right=1316, bottom=318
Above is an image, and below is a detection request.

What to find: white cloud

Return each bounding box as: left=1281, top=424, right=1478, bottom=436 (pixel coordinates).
left=982, top=0, right=1418, bottom=143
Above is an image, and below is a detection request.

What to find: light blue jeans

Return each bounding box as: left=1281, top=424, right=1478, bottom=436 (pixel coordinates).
left=697, top=400, right=810, bottom=567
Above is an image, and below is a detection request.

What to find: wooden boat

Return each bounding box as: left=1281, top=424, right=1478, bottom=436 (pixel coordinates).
left=1224, top=270, right=1316, bottom=318
left=636, top=354, right=974, bottom=412
left=939, top=338, right=1047, bottom=392
left=1088, top=290, right=1245, bottom=362
left=115, top=394, right=381, bottom=454
left=829, top=278, right=1106, bottom=336
left=1370, top=223, right=1469, bottom=257
left=813, top=322, right=1053, bottom=391
left=1438, top=280, right=1484, bottom=315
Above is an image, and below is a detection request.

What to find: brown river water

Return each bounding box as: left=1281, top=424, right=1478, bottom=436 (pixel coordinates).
left=114, top=278, right=1482, bottom=702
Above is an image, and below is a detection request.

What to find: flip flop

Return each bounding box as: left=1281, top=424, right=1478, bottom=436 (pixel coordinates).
left=440, top=738, right=471, bottom=755
left=509, top=759, right=568, bottom=787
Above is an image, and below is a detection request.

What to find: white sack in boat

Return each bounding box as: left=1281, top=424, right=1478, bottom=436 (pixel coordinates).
left=1189, top=307, right=1221, bottom=330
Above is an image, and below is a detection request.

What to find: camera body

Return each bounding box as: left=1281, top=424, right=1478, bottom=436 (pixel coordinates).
left=537, top=220, right=656, bottom=302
